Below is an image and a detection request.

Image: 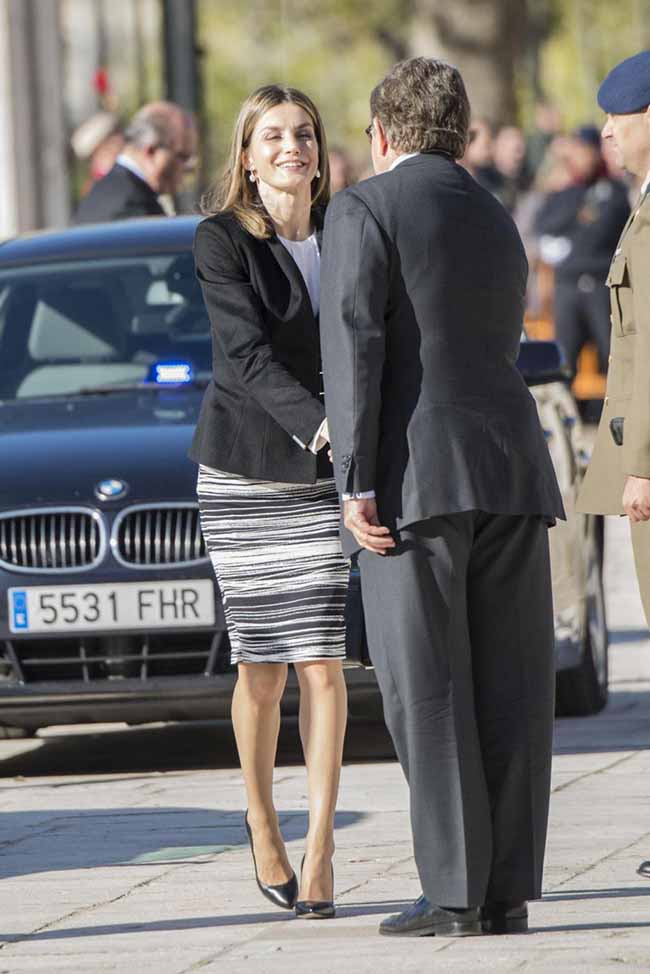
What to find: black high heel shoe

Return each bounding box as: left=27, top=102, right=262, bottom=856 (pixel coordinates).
left=244, top=812, right=298, bottom=910
left=294, top=853, right=336, bottom=919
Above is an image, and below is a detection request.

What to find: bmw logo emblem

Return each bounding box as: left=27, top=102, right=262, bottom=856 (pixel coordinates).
left=95, top=479, right=129, bottom=501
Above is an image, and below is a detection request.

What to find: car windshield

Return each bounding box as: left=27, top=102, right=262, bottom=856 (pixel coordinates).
left=0, top=252, right=211, bottom=401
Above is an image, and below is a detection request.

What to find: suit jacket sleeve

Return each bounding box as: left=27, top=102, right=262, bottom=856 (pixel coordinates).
left=320, top=190, right=390, bottom=494
left=194, top=219, right=325, bottom=448
left=624, top=205, right=650, bottom=477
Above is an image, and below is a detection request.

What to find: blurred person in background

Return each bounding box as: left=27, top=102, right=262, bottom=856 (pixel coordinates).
left=491, top=125, right=531, bottom=211
left=73, top=101, right=197, bottom=224
left=70, top=111, right=124, bottom=197
left=461, top=117, right=502, bottom=196
left=526, top=101, right=563, bottom=179
left=534, top=124, right=630, bottom=382
left=513, top=137, right=575, bottom=316
left=328, top=146, right=356, bottom=193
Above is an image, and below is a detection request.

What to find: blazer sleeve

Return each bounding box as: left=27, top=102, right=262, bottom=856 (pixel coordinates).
left=194, top=218, right=325, bottom=448
left=624, top=206, right=650, bottom=477
left=319, top=190, right=390, bottom=494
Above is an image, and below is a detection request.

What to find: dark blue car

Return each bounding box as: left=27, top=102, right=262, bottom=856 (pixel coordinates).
left=0, top=217, right=606, bottom=738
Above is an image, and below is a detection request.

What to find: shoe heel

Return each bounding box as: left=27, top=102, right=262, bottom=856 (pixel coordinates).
left=482, top=912, right=528, bottom=935
left=294, top=854, right=335, bottom=919
left=441, top=918, right=482, bottom=937
left=244, top=810, right=297, bottom=910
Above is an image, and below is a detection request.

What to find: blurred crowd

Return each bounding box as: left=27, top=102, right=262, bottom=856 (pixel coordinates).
left=71, top=97, right=638, bottom=408
left=459, top=101, right=636, bottom=397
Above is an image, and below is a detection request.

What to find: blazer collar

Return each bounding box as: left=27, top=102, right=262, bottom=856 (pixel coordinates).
left=394, top=150, right=457, bottom=171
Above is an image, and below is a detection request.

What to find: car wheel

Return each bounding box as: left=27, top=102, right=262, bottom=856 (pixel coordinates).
left=0, top=725, right=36, bottom=739
left=556, top=514, right=608, bottom=717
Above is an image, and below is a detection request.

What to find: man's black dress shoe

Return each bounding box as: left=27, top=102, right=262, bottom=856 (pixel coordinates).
left=294, top=854, right=336, bottom=919
left=244, top=812, right=298, bottom=910
left=481, top=900, right=528, bottom=934
left=379, top=896, right=481, bottom=937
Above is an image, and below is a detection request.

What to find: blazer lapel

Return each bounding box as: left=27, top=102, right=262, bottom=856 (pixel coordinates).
left=266, top=234, right=312, bottom=321
left=266, top=204, right=325, bottom=326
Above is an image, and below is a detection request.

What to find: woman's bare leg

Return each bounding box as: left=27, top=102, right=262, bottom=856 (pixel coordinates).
left=231, top=661, right=293, bottom=885
left=295, top=659, right=348, bottom=900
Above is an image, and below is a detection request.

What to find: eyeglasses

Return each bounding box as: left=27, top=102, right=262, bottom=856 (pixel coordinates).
left=364, top=123, right=374, bottom=142
left=156, top=144, right=197, bottom=169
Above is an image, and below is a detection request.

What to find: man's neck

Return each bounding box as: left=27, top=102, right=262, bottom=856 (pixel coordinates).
left=389, top=151, right=420, bottom=172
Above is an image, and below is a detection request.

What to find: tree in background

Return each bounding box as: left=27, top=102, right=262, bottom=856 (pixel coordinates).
left=541, top=0, right=650, bottom=128
left=194, top=0, right=650, bottom=188
left=408, top=0, right=528, bottom=125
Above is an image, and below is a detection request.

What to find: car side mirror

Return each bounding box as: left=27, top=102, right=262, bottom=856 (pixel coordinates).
left=516, top=340, right=571, bottom=387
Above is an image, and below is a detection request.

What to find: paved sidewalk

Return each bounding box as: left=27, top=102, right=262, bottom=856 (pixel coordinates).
left=1, top=516, right=650, bottom=973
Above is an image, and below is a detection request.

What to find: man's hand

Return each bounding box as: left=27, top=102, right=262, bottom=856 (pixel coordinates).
left=343, top=498, right=395, bottom=555
left=623, top=475, right=650, bottom=522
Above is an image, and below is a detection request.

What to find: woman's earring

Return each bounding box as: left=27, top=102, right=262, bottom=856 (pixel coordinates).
left=316, top=169, right=321, bottom=178
left=248, top=170, right=256, bottom=183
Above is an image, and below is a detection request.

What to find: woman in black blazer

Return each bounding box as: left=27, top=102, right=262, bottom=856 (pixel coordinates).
left=191, top=85, right=347, bottom=919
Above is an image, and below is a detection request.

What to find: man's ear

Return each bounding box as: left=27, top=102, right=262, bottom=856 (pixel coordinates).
left=374, top=116, right=390, bottom=156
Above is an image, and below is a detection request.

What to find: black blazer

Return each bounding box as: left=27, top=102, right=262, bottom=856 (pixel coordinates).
left=320, top=153, right=565, bottom=555
left=73, top=164, right=165, bottom=224
left=189, top=209, right=330, bottom=483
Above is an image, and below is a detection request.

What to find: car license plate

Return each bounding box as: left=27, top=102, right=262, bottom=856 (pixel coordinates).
left=8, top=580, right=215, bottom=634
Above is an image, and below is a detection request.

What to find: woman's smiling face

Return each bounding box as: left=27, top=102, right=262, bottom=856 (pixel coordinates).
left=244, top=102, right=319, bottom=194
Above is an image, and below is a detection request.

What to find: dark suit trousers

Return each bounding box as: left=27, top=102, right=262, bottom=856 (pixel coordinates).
left=554, top=278, right=611, bottom=376
left=358, top=511, right=555, bottom=908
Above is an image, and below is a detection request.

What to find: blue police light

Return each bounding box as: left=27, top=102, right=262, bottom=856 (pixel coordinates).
left=148, top=361, right=194, bottom=385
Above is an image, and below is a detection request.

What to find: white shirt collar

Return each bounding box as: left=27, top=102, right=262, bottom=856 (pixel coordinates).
left=389, top=152, right=420, bottom=171
left=116, top=153, right=149, bottom=186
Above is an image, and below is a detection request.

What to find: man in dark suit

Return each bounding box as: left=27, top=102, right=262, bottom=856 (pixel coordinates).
left=73, top=101, right=197, bottom=225
left=320, top=58, right=565, bottom=938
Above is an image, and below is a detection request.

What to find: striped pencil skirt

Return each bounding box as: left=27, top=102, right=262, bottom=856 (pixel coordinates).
left=197, top=465, right=349, bottom=665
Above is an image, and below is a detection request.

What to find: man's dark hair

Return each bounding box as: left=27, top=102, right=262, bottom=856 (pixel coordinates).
left=370, top=57, right=470, bottom=160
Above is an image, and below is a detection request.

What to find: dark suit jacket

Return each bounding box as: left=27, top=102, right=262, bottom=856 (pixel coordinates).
left=189, top=210, right=330, bottom=483
left=320, top=153, right=565, bottom=554
left=73, top=164, right=165, bottom=224
left=534, top=177, right=630, bottom=283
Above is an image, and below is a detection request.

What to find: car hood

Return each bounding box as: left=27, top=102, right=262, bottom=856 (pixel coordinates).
left=0, top=391, right=204, bottom=508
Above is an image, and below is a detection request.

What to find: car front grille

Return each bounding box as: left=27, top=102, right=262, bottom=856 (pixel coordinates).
left=0, top=508, right=105, bottom=573
left=1, top=630, right=232, bottom=683
left=113, top=504, right=207, bottom=567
